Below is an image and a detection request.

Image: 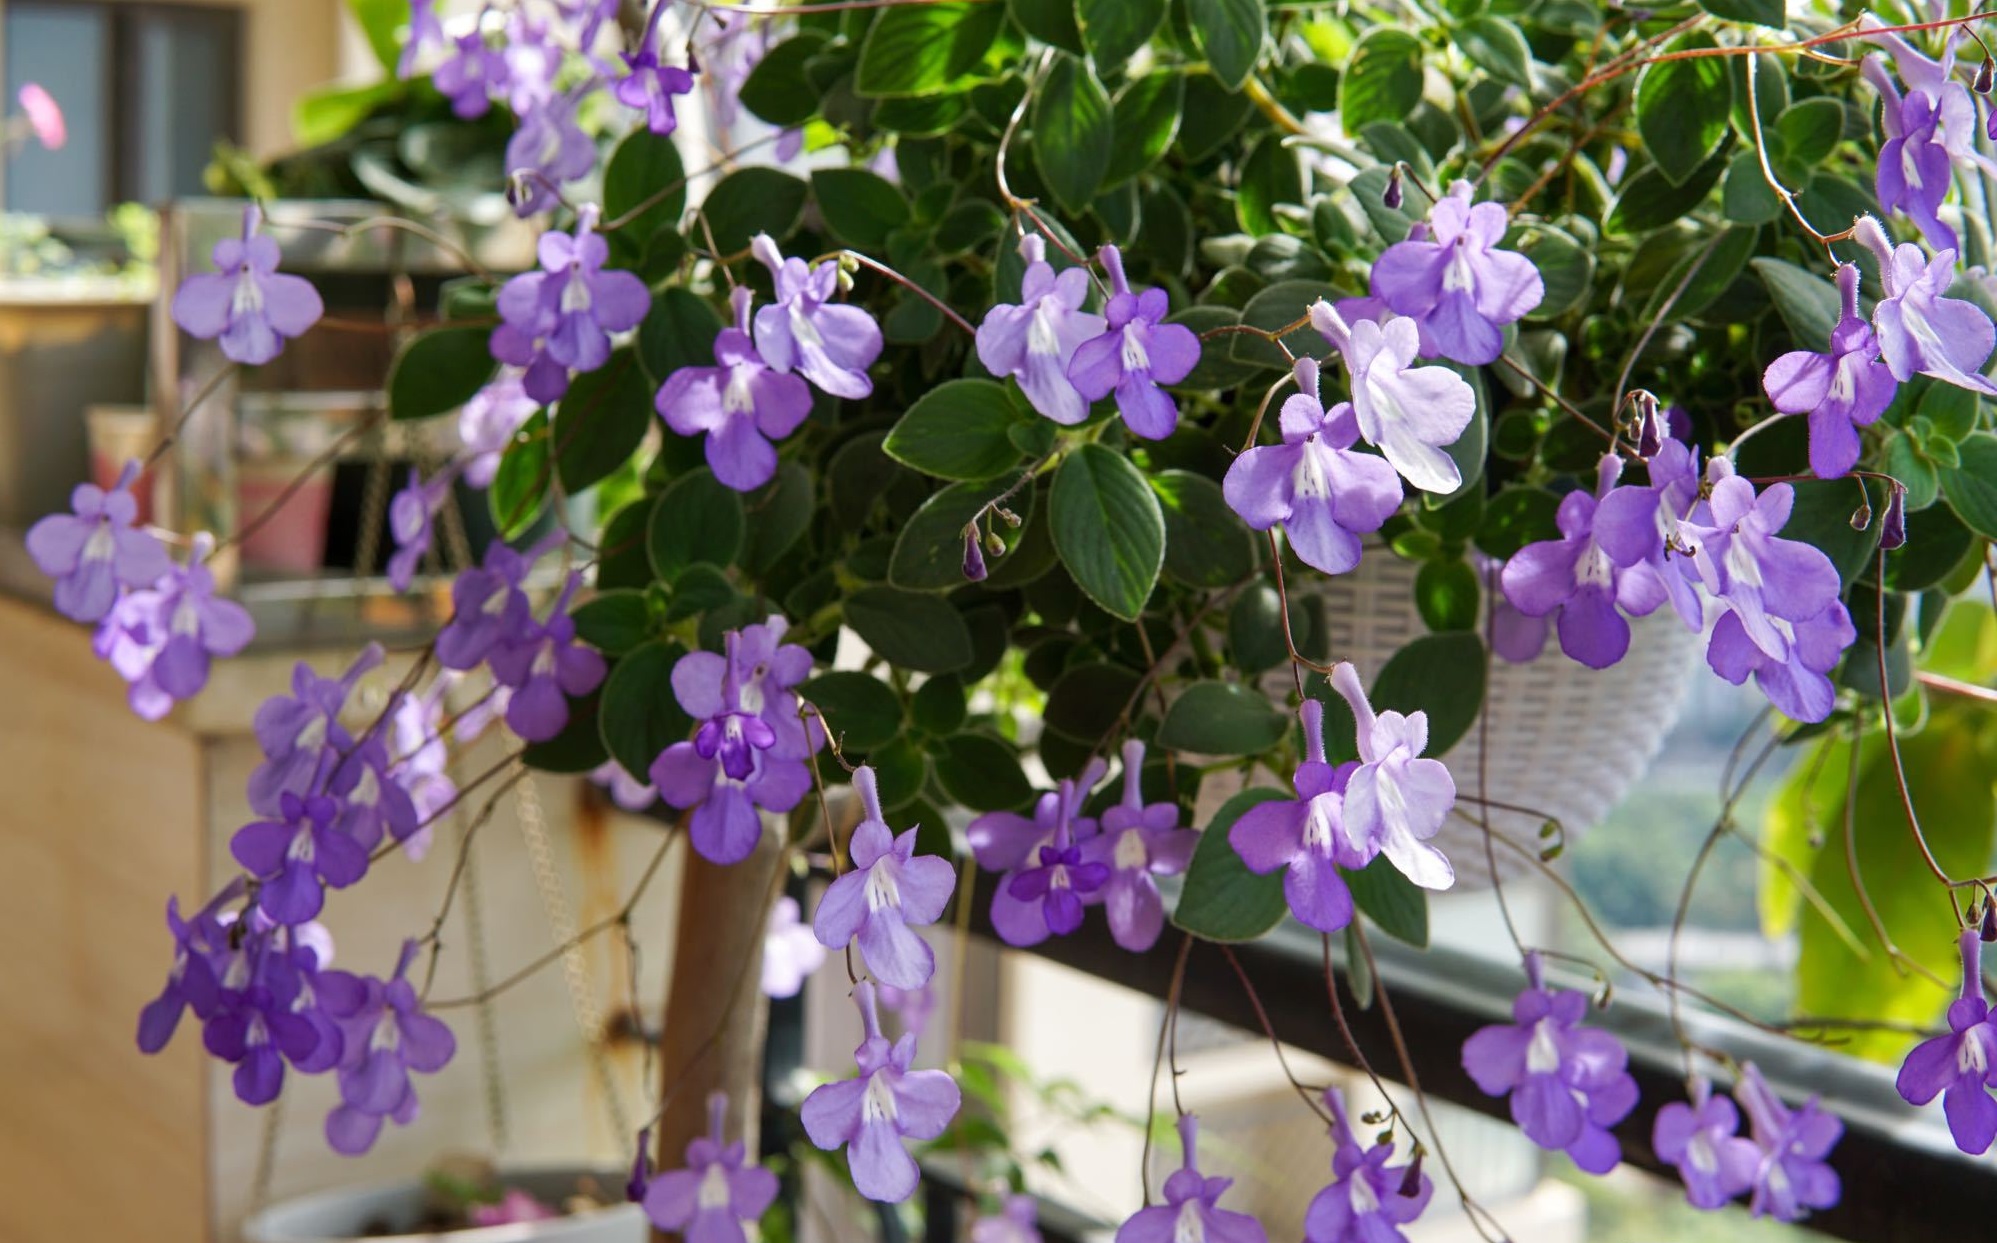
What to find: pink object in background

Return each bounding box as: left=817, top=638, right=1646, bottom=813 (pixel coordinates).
left=17, top=83, right=65, bottom=150
left=235, top=460, right=331, bottom=574
left=87, top=407, right=160, bottom=527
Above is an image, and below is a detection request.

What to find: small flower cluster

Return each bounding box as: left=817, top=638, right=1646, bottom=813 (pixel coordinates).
left=629, top=1092, right=778, bottom=1243
left=433, top=536, right=605, bottom=743
left=1654, top=1066, right=1843, bottom=1222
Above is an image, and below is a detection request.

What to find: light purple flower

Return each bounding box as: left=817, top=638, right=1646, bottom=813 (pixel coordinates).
left=1897, top=928, right=1997, bottom=1154
left=1460, top=953, right=1638, bottom=1173
left=1854, top=214, right=1997, bottom=394
left=434, top=28, right=507, bottom=118
left=436, top=538, right=550, bottom=672
left=398, top=0, right=444, bottom=78
left=658, top=286, right=813, bottom=492
left=1682, top=462, right=1845, bottom=671
left=389, top=679, right=457, bottom=852
left=493, top=205, right=650, bottom=404
left=591, top=760, right=657, bottom=811
left=459, top=367, right=538, bottom=488
left=505, top=91, right=597, bottom=218
left=488, top=573, right=607, bottom=742
left=247, top=645, right=384, bottom=815
left=172, top=205, right=324, bottom=365
left=25, top=459, right=171, bottom=623
left=1369, top=180, right=1543, bottom=365
left=1229, top=700, right=1362, bottom=933
left=989, top=777, right=1107, bottom=946
left=976, top=234, right=1107, bottom=425
left=972, top=1196, right=1043, bottom=1243
left=643, top=1091, right=780, bottom=1243
left=1305, top=1088, right=1431, bottom=1243
left=1081, top=740, right=1197, bottom=952
left=1652, top=1077, right=1762, bottom=1210
left=1590, top=438, right=1706, bottom=632
left=1115, top=1116, right=1267, bottom=1243
left=762, top=895, right=827, bottom=999
left=751, top=234, right=884, bottom=401
left=1862, top=21, right=1994, bottom=251
left=328, top=736, right=422, bottom=853
left=1762, top=264, right=1900, bottom=478
left=503, top=10, right=563, bottom=116
left=1734, top=1062, right=1842, bottom=1222
left=1476, top=552, right=1551, bottom=663
left=616, top=51, right=696, bottom=135
left=967, top=761, right=1107, bottom=946
left=92, top=530, right=253, bottom=719
left=1330, top=662, right=1456, bottom=890
left=1707, top=600, right=1855, bottom=723
left=1309, top=301, right=1476, bottom=494
left=1065, top=244, right=1201, bottom=440
left=387, top=467, right=456, bottom=592
left=1223, top=356, right=1404, bottom=575
left=799, top=982, right=961, bottom=1202
left=231, top=792, right=371, bottom=926
left=319, top=941, right=457, bottom=1155
left=814, top=767, right=956, bottom=989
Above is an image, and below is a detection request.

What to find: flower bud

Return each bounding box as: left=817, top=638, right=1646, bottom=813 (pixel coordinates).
left=1849, top=499, right=1873, bottom=531
left=1384, top=165, right=1405, bottom=210
left=1397, top=1148, right=1426, bottom=1198
left=1879, top=485, right=1907, bottom=550
left=962, top=526, right=988, bottom=581
left=1982, top=900, right=1996, bottom=943
left=1976, top=58, right=1993, bottom=95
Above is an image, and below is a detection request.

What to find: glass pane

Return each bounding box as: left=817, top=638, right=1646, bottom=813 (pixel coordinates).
left=2, top=3, right=109, bottom=216
left=127, top=7, right=240, bottom=203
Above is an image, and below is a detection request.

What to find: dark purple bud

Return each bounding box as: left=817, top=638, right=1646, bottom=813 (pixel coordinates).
left=1384, top=165, right=1405, bottom=210
left=1982, top=901, right=1997, bottom=943
left=962, top=527, right=988, bottom=581
left=1880, top=486, right=1907, bottom=550
left=1398, top=1148, right=1426, bottom=1198
left=1632, top=391, right=1662, bottom=456
left=1977, top=58, right=1994, bottom=95
left=626, top=1127, right=652, bottom=1202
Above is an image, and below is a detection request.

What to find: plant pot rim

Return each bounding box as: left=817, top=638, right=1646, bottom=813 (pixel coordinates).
left=241, top=1164, right=644, bottom=1243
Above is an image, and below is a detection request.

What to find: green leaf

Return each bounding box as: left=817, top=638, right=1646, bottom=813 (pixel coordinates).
left=1697, top=0, right=1786, bottom=28
left=891, top=477, right=1037, bottom=590
left=1032, top=55, right=1115, bottom=215
left=1009, top=0, right=1084, bottom=56
left=1942, top=433, right=1997, bottom=540
left=1105, top=73, right=1184, bottom=187
left=741, top=462, right=816, bottom=573
left=344, top=0, right=406, bottom=72
left=521, top=688, right=607, bottom=774
left=845, top=587, right=975, bottom=672
left=1371, top=633, right=1485, bottom=756
left=1722, top=150, right=1785, bottom=225
left=603, top=129, right=687, bottom=247
left=1635, top=34, right=1732, bottom=185
left=1607, top=146, right=1730, bottom=233
left=1078, top=0, right=1164, bottom=69
left=1751, top=257, right=1843, bottom=346
left=293, top=80, right=401, bottom=148
left=884, top=380, right=1026, bottom=480
left=648, top=469, right=745, bottom=581
left=1228, top=584, right=1291, bottom=675
left=1782, top=478, right=1882, bottom=588
left=638, top=288, right=725, bottom=386
left=1458, top=17, right=1532, bottom=87
left=935, top=733, right=1035, bottom=811
left=597, top=641, right=694, bottom=780
left=664, top=564, right=737, bottom=621
left=699, top=167, right=808, bottom=254
left=1051, top=444, right=1166, bottom=620
left=1237, top=134, right=1303, bottom=237
left=1044, top=662, right=1142, bottom=744
left=811, top=168, right=911, bottom=249
left=387, top=327, right=495, bottom=421
left=1172, top=788, right=1292, bottom=941
left=1415, top=558, right=1480, bottom=632
left=855, top=1, right=1007, bottom=97
left=1643, top=225, right=1757, bottom=323
left=741, top=32, right=829, bottom=126
left=1918, top=382, right=1982, bottom=444
left=1339, top=29, right=1424, bottom=133
left=572, top=590, right=652, bottom=656
left=1776, top=98, right=1843, bottom=169
left=1157, top=682, right=1287, bottom=756
left=1154, top=471, right=1255, bottom=587
left=1476, top=487, right=1562, bottom=560
left=1176, top=74, right=1255, bottom=162
left=1886, top=502, right=1975, bottom=592
left=554, top=354, right=652, bottom=494
left=1517, top=224, right=1594, bottom=318
left=1346, top=856, right=1429, bottom=948
left=1188, top=0, right=1268, bottom=93
left=911, top=675, right=968, bottom=735
left=1229, top=280, right=1339, bottom=370
left=489, top=412, right=550, bottom=539
left=801, top=671, right=904, bottom=751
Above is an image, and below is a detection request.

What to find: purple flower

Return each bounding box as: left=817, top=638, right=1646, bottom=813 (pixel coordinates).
left=24, top=459, right=171, bottom=623
left=247, top=645, right=384, bottom=815
left=1734, top=1063, right=1842, bottom=1222
left=202, top=929, right=341, bottom=1105
left=976, top=234, right=1107, bottom=425
left=750, top=234, right=884, bottom=400
left=591, top=760, right=657, bottom=811
left=1081, top=740, right=1197, bottom=952
left=459, top=367, right=538, bottom=488
left=493, top=205, right=650, bottom=404
left=979, top=776, right=1106, bottom=946
left=436, top=538, right=549, bottom=672
left=503, top=10, right=562, bottom=116
left=658, top=286, right=814, bottom=492
left=92, top=530, right=253, bottom=719
left=328, top=736, right=422, bottom=852
left=504, top=91, right=597, bottom=217
left=1229, top=700, right=1362, bottom=933
left=972, top=1196, right=1043, bottom=1243
left=433, top=28, right=507, bottom=118
left=1897, top=928, right=1997, bottom=1154
left=1682, top=462, right=1846, bottom=675
left=488, top=573, right=607, bottom=741
left=1065, top=244, right=1201, bottom=440
left=1222, top=356, right=1404, bottom=575
left=643, top=1091, right=780, bottom=1243
left=814, top=766, right=956, bottom=989
left=390, top=680, right=457, bottom=852
left=137, top=884, right=241, bottom=1054
left=1590, top=438, right=1706, bottom=632
left=762, top=895, right=826, bottom=998
left=1707, top=600, right=1856, bottom=724
left=615, top=50, right=696, bottom=135
left=1309, top=301, right=1476, bottom=494
left=1652, top=1077, right=1762, bottom=1209
left=387, top=467, right=456, bottom=592
left=398, top=0, right=444, bottom=77
left=1115, top=1116, right=1267, bottom=1243
left=799, top=982, right=961, bottom=1202
left=1862, top=22, right=1992, bottom=251
left=1330, top=662, right=1456, bottom=890
left=1304, top=1088, right=1431, bottom=1243
left=1460, top=953, right=1638, bottom=1173
left=171, top=205, right=324, bottom=365
left=231, top=793, right=371, bottom=925
left=1368, top=179, right=1543, bottom=365
left=319, top=941, right=457, bottom=1155
left=1854, top=214, right=1997, bottom=394
left=1762, top=264, right=1900, bottom=478
left=877, top=980, right=936, bottom=1036
left=1501, top=456, right=1683, bottom=669
left=1476, top=552, right=1551, bottom=663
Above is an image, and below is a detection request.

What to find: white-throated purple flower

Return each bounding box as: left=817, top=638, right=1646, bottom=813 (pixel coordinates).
left=1590, top=437, right=1705, bottom=632
left=459, top=367, right=537, bottom=488
left=92, top=530, right=253, bottom=719
left=172, top=205, right=324, bottom=365
left=642, top=1091, right=778, bottom=1243
left=976, top=234, right=1107, bottom=425
left=231, top=792, right=370, bottom=926
left=1502, top=456, right=1683, bottom=670
left=1081, top=740, right=1197, bottom=952
left=1000, top=780, right=1108, bottom=944
left=386, top=466, right=458, bottom=592
left=1222, top=355, right=1404, bottom=576
left=1734, top=1062, right=1842, bottom=1222
left=1305, top=1087, right=1431, bottom=1243
left=201, top=927, right=341, bottom=1105
left=504, top=90, right=596, bottom=217
left=1116, top=1115, right=1267, bottom=1243
left=658, top=286, right=813, bottom=492
left=1706, top=599, right=1855, bottom=723
left=1460, top=953, right=1638, bottom=1173
left=813, top=766, right=955, bottom=989
left=433, top=26, right=507, bottom=118
left=1065, top=243, right=1201, bottom=440
left=247, top=645, right=384, bottom=815
left=502, top=8, right=561, bottom=115
left=1854, top=214, right=1997, bottom=394
left=389, top=679, right=456, bottom=854
left=1682, top=462, right=1846, bottom=675
left=761, top=895, right=826, bottom=999
left=615, top=50, right=696, bottom=135
left=969, top=761, right=1106, bottom=946
left=436, top=538, right=550, bottom=672
left=327, top=736, right=421, bottom=853
left=1229, top=699, right=1362, bottom=933
left=750, top=234, right=884, bottom=400
left=1652, top=1077, right=1761, bottom=1210
left=137, top=884, right=240, bottom=1055
left=1762, top=264, right=1900, bottom=478
left=1368, top=179, right=1543, bottom=365
left=493, top=205, right=650, bottom=404
left=487, top=572, right=606, bottom=742
left=1329, top=662, right=1456, bottom=891
left=25, top=459, right=170, bottom=623
left=799, top=982, right=960, bottom=1202
left=319, top=940, right=457, bottom=1155
left=1309, top=300, right=1476, bottom=494
left=1862, top=20, right=1994, bottom=251
left=1896, top=927, right=1997, bottom=1154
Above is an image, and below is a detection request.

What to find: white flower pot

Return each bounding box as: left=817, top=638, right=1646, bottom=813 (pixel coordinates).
left=241, top=1166, right=645, bottom=1243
